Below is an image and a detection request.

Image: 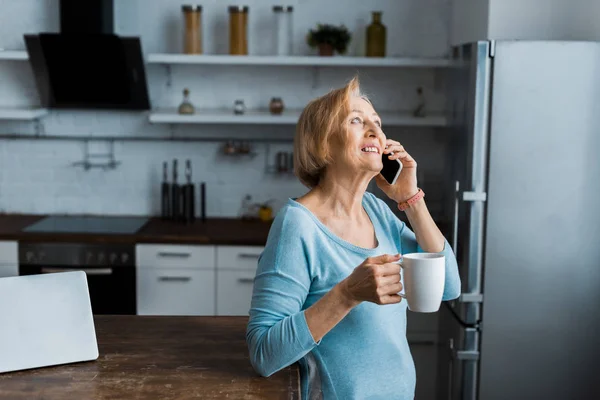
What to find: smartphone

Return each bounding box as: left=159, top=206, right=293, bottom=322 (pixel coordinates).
left=380, top=152, right=403, bottom=185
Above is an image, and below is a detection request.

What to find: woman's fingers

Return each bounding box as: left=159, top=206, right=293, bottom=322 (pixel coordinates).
left=378, top=273, right=401, bottom=286
left=382, top=294, right=403, bottom=304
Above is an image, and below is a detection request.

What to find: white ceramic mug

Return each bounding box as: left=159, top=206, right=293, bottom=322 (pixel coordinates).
left=399, top=253, right=445, bottom=313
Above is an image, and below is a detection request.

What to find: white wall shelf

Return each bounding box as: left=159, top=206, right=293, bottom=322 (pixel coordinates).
left=0, top=51, right=28, bottom=61
left=0, top=107, right=48, bottom=120
left=146, top=54, right=453, bottom=68
left=149, top=108, right=447, bottom=127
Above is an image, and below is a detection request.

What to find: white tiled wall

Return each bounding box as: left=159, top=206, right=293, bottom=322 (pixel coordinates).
left=0, top=0, right=452, bottom=217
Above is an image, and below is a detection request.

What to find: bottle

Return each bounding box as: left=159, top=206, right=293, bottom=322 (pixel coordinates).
left=229, top=6, right=249, bottom=55
left=178, top=88, right=195, bottom=114
left=366, top=11, right=386, bottom=57
left=273, top=6, right=293, bottom=56
left=182, top=5, right=202, bottom=54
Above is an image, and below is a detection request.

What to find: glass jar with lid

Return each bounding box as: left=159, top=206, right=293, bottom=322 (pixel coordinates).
left=229, top=6, right=249, bottom=55
left=272, top=6, right=293, bottom=56
left=182, top=5, right=202, bottom=54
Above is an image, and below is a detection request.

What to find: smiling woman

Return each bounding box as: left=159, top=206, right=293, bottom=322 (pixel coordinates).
left=246, top=76, right=461, bottom=400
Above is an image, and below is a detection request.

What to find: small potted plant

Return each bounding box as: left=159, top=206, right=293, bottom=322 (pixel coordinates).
left=306, top=23, right=352, bottom=56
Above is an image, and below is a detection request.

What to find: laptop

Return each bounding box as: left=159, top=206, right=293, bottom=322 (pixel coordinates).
left=0, top=271, right=99, bottom=374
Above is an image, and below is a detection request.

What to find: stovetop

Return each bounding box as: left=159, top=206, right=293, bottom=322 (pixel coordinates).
left=22, top=216, right=150, bottom=235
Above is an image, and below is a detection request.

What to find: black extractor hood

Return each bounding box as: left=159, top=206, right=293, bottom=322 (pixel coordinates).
left=24, top=0, right=151, bottom=110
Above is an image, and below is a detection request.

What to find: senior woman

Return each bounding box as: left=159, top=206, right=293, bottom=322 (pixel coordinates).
left=246, top=77, right=461, bottom=400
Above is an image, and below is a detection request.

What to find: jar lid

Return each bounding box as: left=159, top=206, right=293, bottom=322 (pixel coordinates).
left=182, top=5, right=202, bottom=11
left=229, top=6, right=249, bottom=12
left=273, top=6, right=293, bottom=12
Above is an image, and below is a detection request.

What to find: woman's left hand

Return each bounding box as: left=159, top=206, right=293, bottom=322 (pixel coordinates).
left=375, top=139, right=419, bottom=203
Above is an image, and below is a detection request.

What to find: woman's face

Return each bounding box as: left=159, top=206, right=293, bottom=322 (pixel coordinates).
left=335, top=96, right=386, bottom=175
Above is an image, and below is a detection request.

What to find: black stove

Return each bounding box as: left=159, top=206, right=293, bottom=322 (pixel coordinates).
left=18, top=216, right=149, bottom=315
left=22, top=216, right=149, bottom=235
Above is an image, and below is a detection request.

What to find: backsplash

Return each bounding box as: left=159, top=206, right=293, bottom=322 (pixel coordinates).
left=0, top=0, right=452, bottom=217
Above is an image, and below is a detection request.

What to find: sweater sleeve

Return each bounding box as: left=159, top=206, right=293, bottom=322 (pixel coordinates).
left=367, top=192, right=461, bottom=301
left=246, top=208, right=319, bottom=377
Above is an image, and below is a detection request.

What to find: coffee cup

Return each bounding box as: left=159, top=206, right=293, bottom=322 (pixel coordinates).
left=399, top=253, right=445, bottom=313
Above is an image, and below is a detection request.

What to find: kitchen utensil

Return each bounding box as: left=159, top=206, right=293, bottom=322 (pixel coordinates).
left=199, top=182, right=206, bottom=222
left=161, top=161, right=170, bottom=219
left=171, top=159, right=180, bottom=221
left=182, top=159, right=195, bottom=224
left=276, top=151, right=287, bottom=172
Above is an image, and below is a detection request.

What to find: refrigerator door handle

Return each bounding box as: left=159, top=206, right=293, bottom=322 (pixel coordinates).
left=454, top=350, right=480, bottom=361
left=459, top=293, right=484, bottom=303
left=452, top=181, right=460, bottom=252
left=462, top=191, right=487, bottom=202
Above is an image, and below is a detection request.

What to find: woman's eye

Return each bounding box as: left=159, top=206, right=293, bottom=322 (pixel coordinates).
left=375, top=120, right=382, bottom=127
left=351, top=117, right=362, bottom=124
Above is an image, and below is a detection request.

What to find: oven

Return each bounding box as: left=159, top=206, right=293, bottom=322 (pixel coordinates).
left=19, top=242, right=136, bottom=315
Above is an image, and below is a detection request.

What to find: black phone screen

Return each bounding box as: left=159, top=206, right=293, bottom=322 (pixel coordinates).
left=381, top=153, right=402, bottom=184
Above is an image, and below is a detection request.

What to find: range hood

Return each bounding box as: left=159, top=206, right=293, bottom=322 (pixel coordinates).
left=24, top=0, right=151, bottom=110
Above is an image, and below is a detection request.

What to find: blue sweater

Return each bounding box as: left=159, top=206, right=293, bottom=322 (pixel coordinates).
left=246, top=192, right=461, bottom=399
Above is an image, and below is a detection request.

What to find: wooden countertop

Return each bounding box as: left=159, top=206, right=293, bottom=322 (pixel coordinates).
left=0, top=316, right=300, bottom=399
left=0, top=214, right=272, bottom=246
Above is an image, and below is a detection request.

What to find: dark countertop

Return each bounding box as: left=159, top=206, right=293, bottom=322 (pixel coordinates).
left=0, top=316, right=300, bottom=400
left=0, top=214, right=272, bottom=246
left=0, top=213, right=451, bottom=247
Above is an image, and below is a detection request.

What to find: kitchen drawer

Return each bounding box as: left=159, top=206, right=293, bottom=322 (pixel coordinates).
left=0, top=264, right=18, bottom=278
left=216, top=270, right=256, bottom=316
left=216, top=245, right=264, bottom=271
left=137, top=268, right=215, bottom=316
left=0, top=241, right=18, bottom=264
left=136, top=244, right=215, bottom=269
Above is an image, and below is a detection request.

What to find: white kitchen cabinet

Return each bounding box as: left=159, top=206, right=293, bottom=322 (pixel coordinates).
left=0, top=264, right=18, bottom=278
left=136, top=244, right=215, bottom=269
left=136, top=244, right=216, bottom=316
left=216, top=245, right=263, bottom=316
left=216, top=270, right=256, bottom=316
left=137, top=267, right=215, bottom=316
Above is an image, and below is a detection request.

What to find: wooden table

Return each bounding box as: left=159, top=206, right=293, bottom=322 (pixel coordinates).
left=0, top=316, right=300, bottom=399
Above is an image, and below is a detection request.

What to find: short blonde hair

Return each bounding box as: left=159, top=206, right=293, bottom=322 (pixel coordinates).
left=294, top=76, right=364, bottom=188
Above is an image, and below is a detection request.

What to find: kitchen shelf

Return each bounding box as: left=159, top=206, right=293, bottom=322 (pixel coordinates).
left=0, top=51, right=28, bottom=61
left=148, top=109, right=447, bottom=126
left=146, top=54, right=453, bottom=68
left=0, top=107, right=48, bottom=120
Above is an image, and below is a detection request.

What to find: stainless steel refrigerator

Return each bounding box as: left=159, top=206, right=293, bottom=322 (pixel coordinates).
left=437, top=40, right=600, bottom=400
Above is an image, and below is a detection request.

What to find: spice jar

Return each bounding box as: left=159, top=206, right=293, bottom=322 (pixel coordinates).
left=182, top=5, right=202, bottom=54
left=233, top=99, right=246, bottom=114
left=273, top=6, right=293, bottom=56
left=269, top=97, right=284, bottom=115
left=229, top=6, right=249, bottom=55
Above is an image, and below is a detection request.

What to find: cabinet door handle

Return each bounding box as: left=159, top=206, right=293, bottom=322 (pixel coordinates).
left=237, top=277, right=254, bottom=283
left=157, top=252, right=191, bottom=258
left=238, top=253, right=260, bottom=259
left=158, top=276, right=191, bottom=282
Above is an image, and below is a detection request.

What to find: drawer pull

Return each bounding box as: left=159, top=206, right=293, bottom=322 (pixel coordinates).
left=238, top=253, right=260, bottom=259
left=157, top=252, right=191, bottom=258
left=237, top=277, right=254, bottom=284
left=158, top=276, right=192, bottom=282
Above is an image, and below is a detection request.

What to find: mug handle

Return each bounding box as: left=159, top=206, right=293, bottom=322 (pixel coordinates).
left=398, top=261, right=406, bottom=299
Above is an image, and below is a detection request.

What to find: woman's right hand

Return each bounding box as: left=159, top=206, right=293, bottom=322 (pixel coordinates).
left=339, top=254, right=403, bottom=306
